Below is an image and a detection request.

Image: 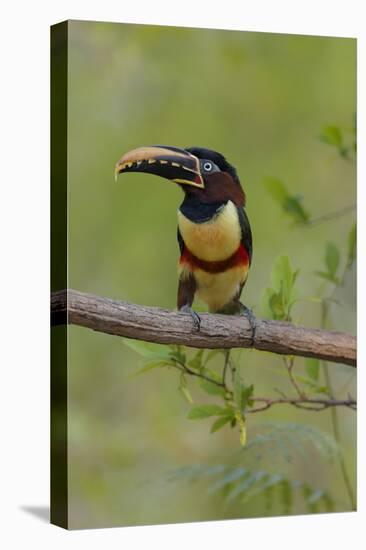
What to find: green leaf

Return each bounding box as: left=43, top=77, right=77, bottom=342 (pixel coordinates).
left=325, top=242, right=340, bottom=276
left=263, top=177, right=289, bottom=204
left=315, top=270, right=339, bottom=284
left=233, top=368, right=243, bottom=409
left=339, top=146, right=350, bottom=158
left=281, top=256, right=294, bottom=305
left=169, top=345, right=186, bottom=364
left=203, top=368, right=222, bottom=383
left=269, top=291, right=285, bottom=319
left=271, top=256, right=296, bottom=305
left=239, top=423, right=247, bottom=447
left=262, top=255, right=301, bottom=321
left=241, top=384, right=254, bottom=409
left=203, top=350, right=222, bottom=365
left=283, top=195, right=310, bottom=224
left=199, top=379, right=226, bottom=397
left=188, top=404, right=228, bottom=420
left=305, top=358, right=320, bottom=382
left=131, top=360, right=171, bottom=377
left=292, top=268, right=300, bottom=286
left=320, top=125, right=343, bottom=148
left=123, top=338, right=168, bottom=358
left=188, top=349, right=204, bottom=371
left=210, top=416, right=233, bottom=433
left=179, top=385, right=193, bottom=404
left=263, top=178, right=309, bottom=224
left=234, top=410, right=247, bottom=447
left=179, top=373, right=193, bottom=404
left=294, top=375, right=330, bottom=395
left=347, top=223, right=356, bottom=267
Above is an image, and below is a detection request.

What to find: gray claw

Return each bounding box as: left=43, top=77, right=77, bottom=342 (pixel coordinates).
left=180, top=305, right=201, bottom=331
left=239, top=304, right=257, bottom=345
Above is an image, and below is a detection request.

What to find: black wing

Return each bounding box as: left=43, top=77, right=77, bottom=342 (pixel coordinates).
left=237, top=207, right=253, bottom=265
left=177, top=227, right=185, bottom=255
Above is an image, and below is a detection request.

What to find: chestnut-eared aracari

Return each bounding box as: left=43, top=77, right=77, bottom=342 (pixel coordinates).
left=115, top=145, right=254, bottom=333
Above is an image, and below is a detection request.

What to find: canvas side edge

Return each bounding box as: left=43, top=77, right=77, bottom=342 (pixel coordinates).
left=50, top=20, right=68, bottom=530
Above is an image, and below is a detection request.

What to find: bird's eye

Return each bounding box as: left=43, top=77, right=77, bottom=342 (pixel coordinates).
left=203, top=162, right=213, bottom=172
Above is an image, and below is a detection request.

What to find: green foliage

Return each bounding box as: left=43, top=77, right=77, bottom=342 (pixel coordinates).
left=326, top=242, right=340, bottom=276
left=291, top=358, right=330, bottom=395
left=315, top=241, right=341, bottom=285
left=124, top=340, right=254, bottom=446
left=315, top=228, right=358, bottom=290
left=164, top=421, right=340, bottom=518
left=121, top=115, right=356, bottom=516
left=262, top=255, right=299, bottom=321
left=167, top=422, right=337, bottom=515
left=319, top=125, right=343, bottom=148
left=123, top=338, right=170, bottom=359
left=124, top=339, right=182, bottom=374
left=199, top=379, right=226, bottom=397
left=319, top=124, right=354, bottom=160
left=295, top=375, right=329, bottom=396
left=347, top=223, right=356, bottom=268
left=242, top=422, right=339, bottom=464
left=302, top=484, right=334, bottom=513
left=188, top=404, right=229, bottom=420
left=66, top=23, right=356, bottom=525
left=188, top=349, right=204, bottom=371
left=179, top=373, right=193, bottom=404
left=210, top=416, right=232, bottom=433
left=233, top=368, right=253, bottom=409
left=305, top=358, right=320, bottom=382
left=263, top=177, right=310, bottom=225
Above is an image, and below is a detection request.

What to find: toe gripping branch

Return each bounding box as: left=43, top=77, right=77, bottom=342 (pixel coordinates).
left=179, top=303, right=256, bottom=340
left=180, top=305, right=201, bottom=331
left=240, top=304, right=257, bottom=346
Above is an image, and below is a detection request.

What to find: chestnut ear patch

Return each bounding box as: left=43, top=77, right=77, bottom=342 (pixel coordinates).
left=186, top=146, right=239, bottom=183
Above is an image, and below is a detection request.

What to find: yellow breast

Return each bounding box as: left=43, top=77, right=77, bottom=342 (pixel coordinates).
left=177, top=200, right=241, bottom=261
left=196, top=266, right=248, bottom=312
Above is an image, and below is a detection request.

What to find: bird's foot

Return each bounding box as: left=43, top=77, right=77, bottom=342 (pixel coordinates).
left=238, top=303, right=257, bottom=346
left=179, top=305, right=201, bottom=332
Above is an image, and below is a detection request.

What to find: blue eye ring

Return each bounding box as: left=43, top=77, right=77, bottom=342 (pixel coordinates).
left=203, top=161, right=213, bottom=172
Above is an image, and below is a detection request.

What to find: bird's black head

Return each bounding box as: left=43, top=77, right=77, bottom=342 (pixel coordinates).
left=185, top=147, right=240, bottom=184
left=115, top=145, right=245, bottom=207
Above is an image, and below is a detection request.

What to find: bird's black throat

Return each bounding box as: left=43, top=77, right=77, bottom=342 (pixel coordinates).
left=179, top=193, right=227, bottom=223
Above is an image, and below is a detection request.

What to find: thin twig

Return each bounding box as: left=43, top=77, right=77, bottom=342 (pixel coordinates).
left=222, top=350, right=230, bottom=387
left=248, top=396, right=356, bottom=413
left=306, top=204, right=356, bottom=226
left=283, top=356, right=306, bottom=399
left=176, top=361, right=224, bottom=389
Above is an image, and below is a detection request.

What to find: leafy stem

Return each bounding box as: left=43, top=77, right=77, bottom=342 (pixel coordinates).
left=283, top=356, right=306, bottom=399
left=321, top=296, right=356, bottom=511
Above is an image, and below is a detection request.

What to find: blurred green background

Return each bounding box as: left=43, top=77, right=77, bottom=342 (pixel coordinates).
left=65, top=20, right=356, bottom=528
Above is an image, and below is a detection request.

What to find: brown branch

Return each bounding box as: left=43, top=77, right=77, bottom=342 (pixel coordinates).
left=249, top=397, right=357, bottom=413
left=51, top=289, right=356, bottom=367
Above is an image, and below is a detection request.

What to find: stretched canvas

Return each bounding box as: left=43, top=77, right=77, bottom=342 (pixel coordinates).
left=51, top=20, right=357, bottom=529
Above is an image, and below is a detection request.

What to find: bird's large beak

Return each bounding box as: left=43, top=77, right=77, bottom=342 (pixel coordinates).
left=115, top=145, right=204, bottom=188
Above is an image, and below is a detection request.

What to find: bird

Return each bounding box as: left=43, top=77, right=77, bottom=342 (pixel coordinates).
left=115, top=145, right=254, bottom=334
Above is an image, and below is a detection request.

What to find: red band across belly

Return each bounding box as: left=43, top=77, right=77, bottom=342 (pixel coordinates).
left=180, top=244, right=249, bottom=274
